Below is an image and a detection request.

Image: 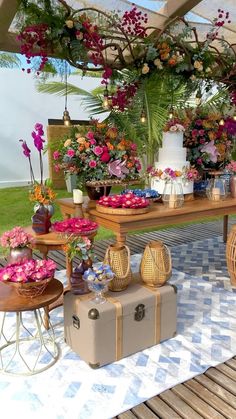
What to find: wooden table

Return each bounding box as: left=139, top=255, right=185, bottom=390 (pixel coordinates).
left=24, top=226, right=73, bottom=280
left=0, top=279, right=63, bottom=375
left=86, top=197, right=236, bottom=245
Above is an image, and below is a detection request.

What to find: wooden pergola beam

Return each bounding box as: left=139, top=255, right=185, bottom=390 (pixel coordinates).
left=0, top=0, right=20, bottom=52
left=159, top=0, right=203, bottom=20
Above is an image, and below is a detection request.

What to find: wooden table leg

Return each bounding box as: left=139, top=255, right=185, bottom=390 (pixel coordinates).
left=116, top=232, right=127, bottom=246
left=223, top=215, right=228, bottom=243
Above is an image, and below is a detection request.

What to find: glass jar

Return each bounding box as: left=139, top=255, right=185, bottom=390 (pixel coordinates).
left=162, top=180, right=184, bottom=209
left=206, top=177, right=227, bottom=201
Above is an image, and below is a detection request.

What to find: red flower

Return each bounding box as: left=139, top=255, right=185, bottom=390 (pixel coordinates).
left=100, top=153, right=111, bottom=163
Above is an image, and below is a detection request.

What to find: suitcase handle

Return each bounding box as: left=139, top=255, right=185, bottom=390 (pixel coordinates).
left=72, top=315, right=80, bottom=329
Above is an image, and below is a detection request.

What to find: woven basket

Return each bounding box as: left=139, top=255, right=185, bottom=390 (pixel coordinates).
left=104, top=244, right=132, bottom=291
left=226, top=225, right=236, bottom=287
left=140, top=241, right=172, bottom=287
left=5, top=277, right=53, bottom=298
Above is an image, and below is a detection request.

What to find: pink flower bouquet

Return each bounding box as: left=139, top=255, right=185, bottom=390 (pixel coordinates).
left=51, top=218, right=98, bottom=235
left=1, top=227, right=34, bottom=249
left=98, top=193, right=149, bottom=209
left=0, top=259, right=56, bottom=284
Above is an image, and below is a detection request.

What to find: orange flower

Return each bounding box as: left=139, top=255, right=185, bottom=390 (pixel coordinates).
left=79, top=145, right=84, bottom=152
left=160, top=52, right=170, bottom=61
left=84, top=142, right=90, bottom=149
left=106, top=127, right=118, bottom=139
left=117, top=143, right=126, bottom=150
left=127, top=161, right=134, bottom=168
left=96, top=122, right=107, bottom=129
left=107, top=142, right=114, bottom=150
left=168, top=57, right=177, bottom=66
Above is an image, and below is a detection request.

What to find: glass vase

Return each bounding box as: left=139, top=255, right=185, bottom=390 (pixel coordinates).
left=162, top=180, right=184, bottom=209
left=206, top=178, right=227, bottom=201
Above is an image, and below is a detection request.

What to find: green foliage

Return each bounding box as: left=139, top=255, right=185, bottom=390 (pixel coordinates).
left=0, top=53, right=20, bottom=68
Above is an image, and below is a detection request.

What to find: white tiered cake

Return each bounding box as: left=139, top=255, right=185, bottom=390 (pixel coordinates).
left=151, top=130, right=193, bottom=195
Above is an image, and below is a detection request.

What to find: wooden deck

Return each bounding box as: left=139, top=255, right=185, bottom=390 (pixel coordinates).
left=1, top=218, right=236, bottom=418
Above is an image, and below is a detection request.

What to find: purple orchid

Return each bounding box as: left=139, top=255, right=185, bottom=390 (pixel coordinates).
left=20, top=140, right=31, bottom=158
left=31, top=131, right=45, bottom=152
left=108, top=159, right=129, bottom=178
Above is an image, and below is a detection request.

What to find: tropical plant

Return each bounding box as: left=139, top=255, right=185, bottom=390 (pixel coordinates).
left=0, top=52, right=20, bottom=68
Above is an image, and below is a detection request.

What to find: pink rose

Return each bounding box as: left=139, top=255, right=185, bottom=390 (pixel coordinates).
left=199, top=129, right=205, bottom=136
left=53, top=150, right=60, bottom=160
left=89, top=160, right=97, bottom=168
left=89, top=138, right=96, bottom=145
left=100, top=153, right=111, bottom=163
left=54, top=164, right=61, bottom=173
left=131, top=143, right=137, bottom=151
left=93, top=146, right=103, bottom=156
left=67, top=149, right=75, bottom=158
left=192, top=129, right=198, bottom=137
left=86, top=131, right=95, bottom=141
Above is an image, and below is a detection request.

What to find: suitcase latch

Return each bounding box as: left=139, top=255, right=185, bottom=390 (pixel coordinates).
left=134, top=304, right=145, bottom=321
left=72, top=314, right=80, bottom=329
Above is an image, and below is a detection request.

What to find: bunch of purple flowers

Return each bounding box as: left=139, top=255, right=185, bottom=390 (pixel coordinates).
left=20, top=123, right=45, bottom=185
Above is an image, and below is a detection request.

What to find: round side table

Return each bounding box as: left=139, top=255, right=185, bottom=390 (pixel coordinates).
left=0, top=279, right=63, bottom=376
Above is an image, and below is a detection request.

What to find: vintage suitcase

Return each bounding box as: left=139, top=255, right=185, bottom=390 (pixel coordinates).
left=64, top=280, right=177, bottom=368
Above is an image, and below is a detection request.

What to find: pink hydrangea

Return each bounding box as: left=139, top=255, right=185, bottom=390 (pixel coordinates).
left=1, top=227, right=34, bottom=249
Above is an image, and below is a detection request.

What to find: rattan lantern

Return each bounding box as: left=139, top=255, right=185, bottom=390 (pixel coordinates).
left=140, top=241, right=172, bottom=287
left=104, top=244, right=132, bottom=291
left=226, top=225, right=236, bottom=287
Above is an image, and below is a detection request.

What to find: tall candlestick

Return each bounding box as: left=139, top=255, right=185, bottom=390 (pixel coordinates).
left=73, top=189, right=83, bottom=204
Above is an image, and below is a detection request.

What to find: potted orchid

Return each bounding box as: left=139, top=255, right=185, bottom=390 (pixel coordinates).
left=20, top=122, right=56, bottom=233
left=0, top=226, right=34, bottom=264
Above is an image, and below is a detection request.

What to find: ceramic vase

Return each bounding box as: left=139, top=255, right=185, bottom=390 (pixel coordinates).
left=32, top=204, right=52, bottom=235
left=8, top=246, right=32, bottom=264
left=85, top=185, right=111, bottom=200
left=70, top=259, right=92, bottom=295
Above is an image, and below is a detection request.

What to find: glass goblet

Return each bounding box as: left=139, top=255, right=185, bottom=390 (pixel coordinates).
left=83, top=277, right=112, bottom=304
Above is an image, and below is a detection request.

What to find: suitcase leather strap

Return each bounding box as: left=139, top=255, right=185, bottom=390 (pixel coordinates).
left=141, top=285, right=161, bottom=344
left=106, top=296, right=123, bottom=361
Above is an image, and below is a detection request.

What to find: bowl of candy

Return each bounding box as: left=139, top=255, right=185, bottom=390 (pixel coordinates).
left=83, top=264, right=115, bottom=304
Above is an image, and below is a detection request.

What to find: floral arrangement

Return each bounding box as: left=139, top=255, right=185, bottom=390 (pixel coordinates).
left=63, top=236, right=93, bottom=262
left=183, top=112, right=234, bottom=172
left=53, top=120, right=141, bottom=186
left=51, top=218, right=98, bottom=235
left=147, top=166, right=199, bottom=182
left=20, top=122, right=56, bottom=205
left=164, top=118, right=187, bottom=133
left=83, top=264, right=114, bottom=283
left=0, top=259, right=56, bottom=284
left=0, top=227, right=34, bottom=249
left=225, top=160, right=236, bottom=174
left=98, top=193, right=149, bottom=209
left=16, top=3, right=236, bottom=110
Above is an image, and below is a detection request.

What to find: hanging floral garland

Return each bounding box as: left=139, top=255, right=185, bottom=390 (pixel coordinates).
left=17, top=1, right=236, bottom=108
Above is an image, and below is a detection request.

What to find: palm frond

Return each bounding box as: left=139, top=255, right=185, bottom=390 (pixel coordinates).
left=0, top=53, right=20, bottom=68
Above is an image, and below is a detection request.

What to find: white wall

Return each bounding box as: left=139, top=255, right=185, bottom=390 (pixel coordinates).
left=0, top=69, right=103, bottom=188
